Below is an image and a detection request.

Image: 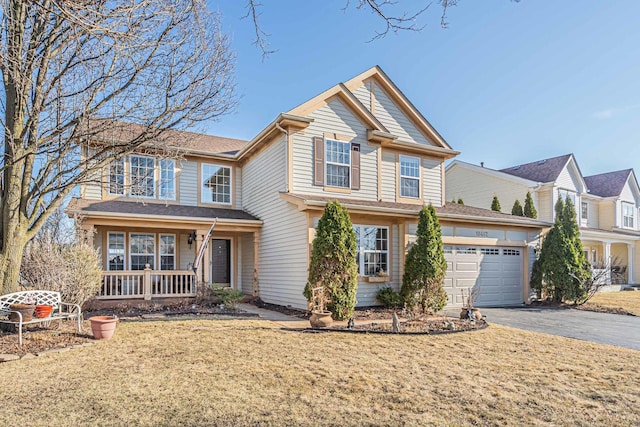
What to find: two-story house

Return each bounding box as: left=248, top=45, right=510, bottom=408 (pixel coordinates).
left=69, top=66, right=549, bottom=309
left=446, top=154, right=640, bottom=285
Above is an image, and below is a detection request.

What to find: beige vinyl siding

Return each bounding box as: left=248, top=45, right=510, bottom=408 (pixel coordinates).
left=83, top=148, right=102, bottom=200
left=537, top=189, right=553, bottom=222
left=391, top=223, right=400, bottom=291
left=586, top=200, right=599, bottom=228
left=179, top=233, right=194, bottom=270
left=445, top=167, right=531, bottom=214
left=380, top=150, right=395, bottom=202
left=634, top=245, right=640, bottom=284
left=243, top=136, right=309, bottom=309
left=240, top=234, right=254, bottom=295
left=234, top=166, right=242, bottom=208
left=94, top=229, right=103, bottom=267
left=179, top=160, right=198, bottom=206
left=351, top=83, right=373, bottom=112
left=556, top=166, right=579, bottom=192
left=372, top=84, right=435, bottom=146
left=598, top=200, right=616, bottom=230
left=423, top=158, right=442, bottom=206
left=291, top=98, right=377, bottom=201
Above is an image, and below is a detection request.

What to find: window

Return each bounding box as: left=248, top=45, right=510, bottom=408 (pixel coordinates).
left=159, top=234, right=176, bottom=270
left=202, top=164, right=231, bottom=204
left=325, top=139, right=350, bottom=188
left=457, top=247, right=477, bottom=255
left=622, top=202, right=635, bottom=228
left=399, top=155, right=420, bottom=198
left=130, top=155, right=155, bottom=197
left=503, top=249, right=521, bottom=256
left=354, top=225, right=388, bottom=277
left=108, top=157, right=125, bottom=195
left=558, top=189, right=576, bottom=207
left=581, top=201, right=589, bottom=221
left=107, top=232, right=125, bottom=270
left=158, top=159, right=176, bottom=200
left=130, top=233, right=155, bottom=270
left=480, top=248, right=500, bottom=255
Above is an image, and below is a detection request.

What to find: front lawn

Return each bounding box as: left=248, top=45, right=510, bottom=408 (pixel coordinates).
left=587, top=290, right=640, bottom=316
left=1, top=318, right=638, bottom=426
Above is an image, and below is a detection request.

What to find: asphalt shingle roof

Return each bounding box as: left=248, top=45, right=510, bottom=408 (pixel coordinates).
left=499, top=154, right=573, bottom=183
left=584, top=169, right=633, bottom=197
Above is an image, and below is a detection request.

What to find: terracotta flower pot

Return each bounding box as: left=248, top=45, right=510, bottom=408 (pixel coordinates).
left=34, top=304, right=53, bottom=318
left=89, top=316, right=118, bottom=340
left=309, top=310, right=333, bottom=328
left=9, top=304, right=36, bottom=322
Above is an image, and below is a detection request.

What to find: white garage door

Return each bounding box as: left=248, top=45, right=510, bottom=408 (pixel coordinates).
left=444, top=245, right=523, bottom=307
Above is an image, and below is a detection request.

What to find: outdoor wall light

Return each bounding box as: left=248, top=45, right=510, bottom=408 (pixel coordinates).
left=187, top=231, right=197, bottom=248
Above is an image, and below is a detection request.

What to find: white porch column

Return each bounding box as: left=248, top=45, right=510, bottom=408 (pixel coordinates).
left=628, top=244, right=635, bottom=284
left=604, top=242, right=612, bottom=284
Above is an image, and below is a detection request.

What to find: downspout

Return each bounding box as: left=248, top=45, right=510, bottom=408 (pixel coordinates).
left=275, top=122, right=289, bottom=192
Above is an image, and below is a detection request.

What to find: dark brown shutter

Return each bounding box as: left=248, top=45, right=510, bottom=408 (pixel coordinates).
left=313, top=136, right=324, bottom=186
left=351, top=143, right=360, bottom=190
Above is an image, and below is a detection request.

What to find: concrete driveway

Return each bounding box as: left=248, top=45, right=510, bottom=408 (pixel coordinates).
left=477, top=306, right=640, bottom=350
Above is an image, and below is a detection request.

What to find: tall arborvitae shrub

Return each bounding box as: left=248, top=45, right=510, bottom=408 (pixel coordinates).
left=304, top=201, right=358, bottom=320
left=400, top=204, right=448, bottom=313
left=491, top=196, right=501, bottom=212
left=534, top=197, right=591, bottom=303
left=511, top=200, right=524, bottom=216
left=524, top=191, right=538, bottom=219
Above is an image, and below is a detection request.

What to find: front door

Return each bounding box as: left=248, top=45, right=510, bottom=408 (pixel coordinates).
left=211, top=239, right=231, bottom=286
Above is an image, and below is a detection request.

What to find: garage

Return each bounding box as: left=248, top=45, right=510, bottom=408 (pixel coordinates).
left=444, top=245, right=524, bottom=307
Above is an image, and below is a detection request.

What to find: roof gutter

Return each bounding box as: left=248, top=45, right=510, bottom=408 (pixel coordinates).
left=67, top=208, right=263, bottom=226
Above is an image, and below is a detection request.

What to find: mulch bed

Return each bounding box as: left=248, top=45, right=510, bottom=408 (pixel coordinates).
left=530, top=299, right=636, bottom=316
left=0, top=320, right=94, bottom=358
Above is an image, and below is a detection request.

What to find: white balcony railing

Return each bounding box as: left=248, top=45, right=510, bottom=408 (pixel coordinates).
left=99, top=266, right=196, bottom=300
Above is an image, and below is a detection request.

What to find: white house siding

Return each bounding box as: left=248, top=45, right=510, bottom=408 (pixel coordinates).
left=179, top=234, right=194, bottom=270
left=380, top=150, right=396, bottom=202
left=445, top=167, right=530, bottom=213
left=234, top=166, right=243, bottom=208
left=423, top=158, right=443, bottom=206
left=243, top=136, right=309, bottom=309
left=292, top=98, right=377, bottom=201
left=372, top=84, right=435, bottom=146
left=179, top=160, right=198, bottom=206
left=619, top=180, right=636, bottom=205
left=240, top=234, right=254, bottom=295
left=556, top=166, right=580, bottom=192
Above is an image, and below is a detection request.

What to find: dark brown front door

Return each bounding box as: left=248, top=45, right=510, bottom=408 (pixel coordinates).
left=211, top=239, right=231, bottom=285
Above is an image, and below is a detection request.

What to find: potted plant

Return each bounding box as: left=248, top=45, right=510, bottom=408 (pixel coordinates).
left=89, top=315, right=119, bottom=340
left=9, top=296, right=36, bottom=322
left=308, top=285, right=333, bottom=328
left=34, top=300, right=54, bottom=318
left=459, top=288, right=482, bottom=321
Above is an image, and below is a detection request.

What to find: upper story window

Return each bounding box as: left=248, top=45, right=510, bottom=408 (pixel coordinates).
left=558, top=188, right=577, bottom=207
left=202, top=164, right=231, bottom=204
left=622, top=202, right=635, bottom=228
left=581, top=201, right=589, bottom=222
left=400, top=155, right=420, bottom=198
left=354, top=225, right=389, bottom=277
left=159, top=159, right=176, bottom=200
left=325, top=139, right=350, bottom=188
left=130, top=155, right=155, bottom=198
left=108, top=157, right=125, bottom=196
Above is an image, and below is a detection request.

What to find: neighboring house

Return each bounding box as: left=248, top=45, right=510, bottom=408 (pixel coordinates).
left=446, top=155, right=640, bottom=285
left=68, top=66, right=548, bottom=309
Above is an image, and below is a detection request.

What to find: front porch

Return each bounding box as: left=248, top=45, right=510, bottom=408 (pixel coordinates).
left=582, top=231, right=637, bottom=286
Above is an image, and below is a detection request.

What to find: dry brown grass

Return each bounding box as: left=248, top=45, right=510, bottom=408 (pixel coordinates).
left=1, top=318, right=638, bottom=426
left=588, top=291, right=640, bottom=316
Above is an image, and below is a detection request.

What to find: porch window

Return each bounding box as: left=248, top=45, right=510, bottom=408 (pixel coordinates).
left=325, top=139, right=350, bottom=188
left=130, top=233, right=155, bottom=270
left=130, top=155, right=155, bottom=198
left=159, top=234, right=176, bottom=270
left=107, top=232, right=125, bottom=271
left=354, top=225, right=388, bottom=277
left=158, top=159, right=176, bottom=200
left=400, top=155, right=420, bottom=198
left=108, top=157, right=125, bottom=195
left=202, top=164, right=231, bottom=204
left=622, top=202, right=635, bottom=228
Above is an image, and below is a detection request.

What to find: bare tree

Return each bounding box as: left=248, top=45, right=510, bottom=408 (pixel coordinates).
left=0, top=0, right=237, bottom=294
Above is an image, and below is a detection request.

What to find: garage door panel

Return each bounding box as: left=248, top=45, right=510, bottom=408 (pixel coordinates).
left=444, top=245, right=523, bottom=307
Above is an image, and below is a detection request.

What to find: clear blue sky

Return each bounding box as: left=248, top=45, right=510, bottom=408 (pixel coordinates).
left=204, top=1, right=640, bottom=176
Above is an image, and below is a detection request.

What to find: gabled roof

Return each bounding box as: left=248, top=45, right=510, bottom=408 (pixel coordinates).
left=446, top=160, right=539, bottom=187
left=584, top=169, right=634, bottom=198
left=500, top=154, right=573, bottom=183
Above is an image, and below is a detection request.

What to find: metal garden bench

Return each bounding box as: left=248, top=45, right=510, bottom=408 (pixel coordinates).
left=0, top=290, right=82, bottom=345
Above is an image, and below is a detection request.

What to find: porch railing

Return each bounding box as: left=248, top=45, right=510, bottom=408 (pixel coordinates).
left=99, top=266, right=196, bottom=300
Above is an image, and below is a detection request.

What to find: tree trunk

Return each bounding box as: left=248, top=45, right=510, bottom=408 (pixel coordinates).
left=0, top=222, right=28, bottom=294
